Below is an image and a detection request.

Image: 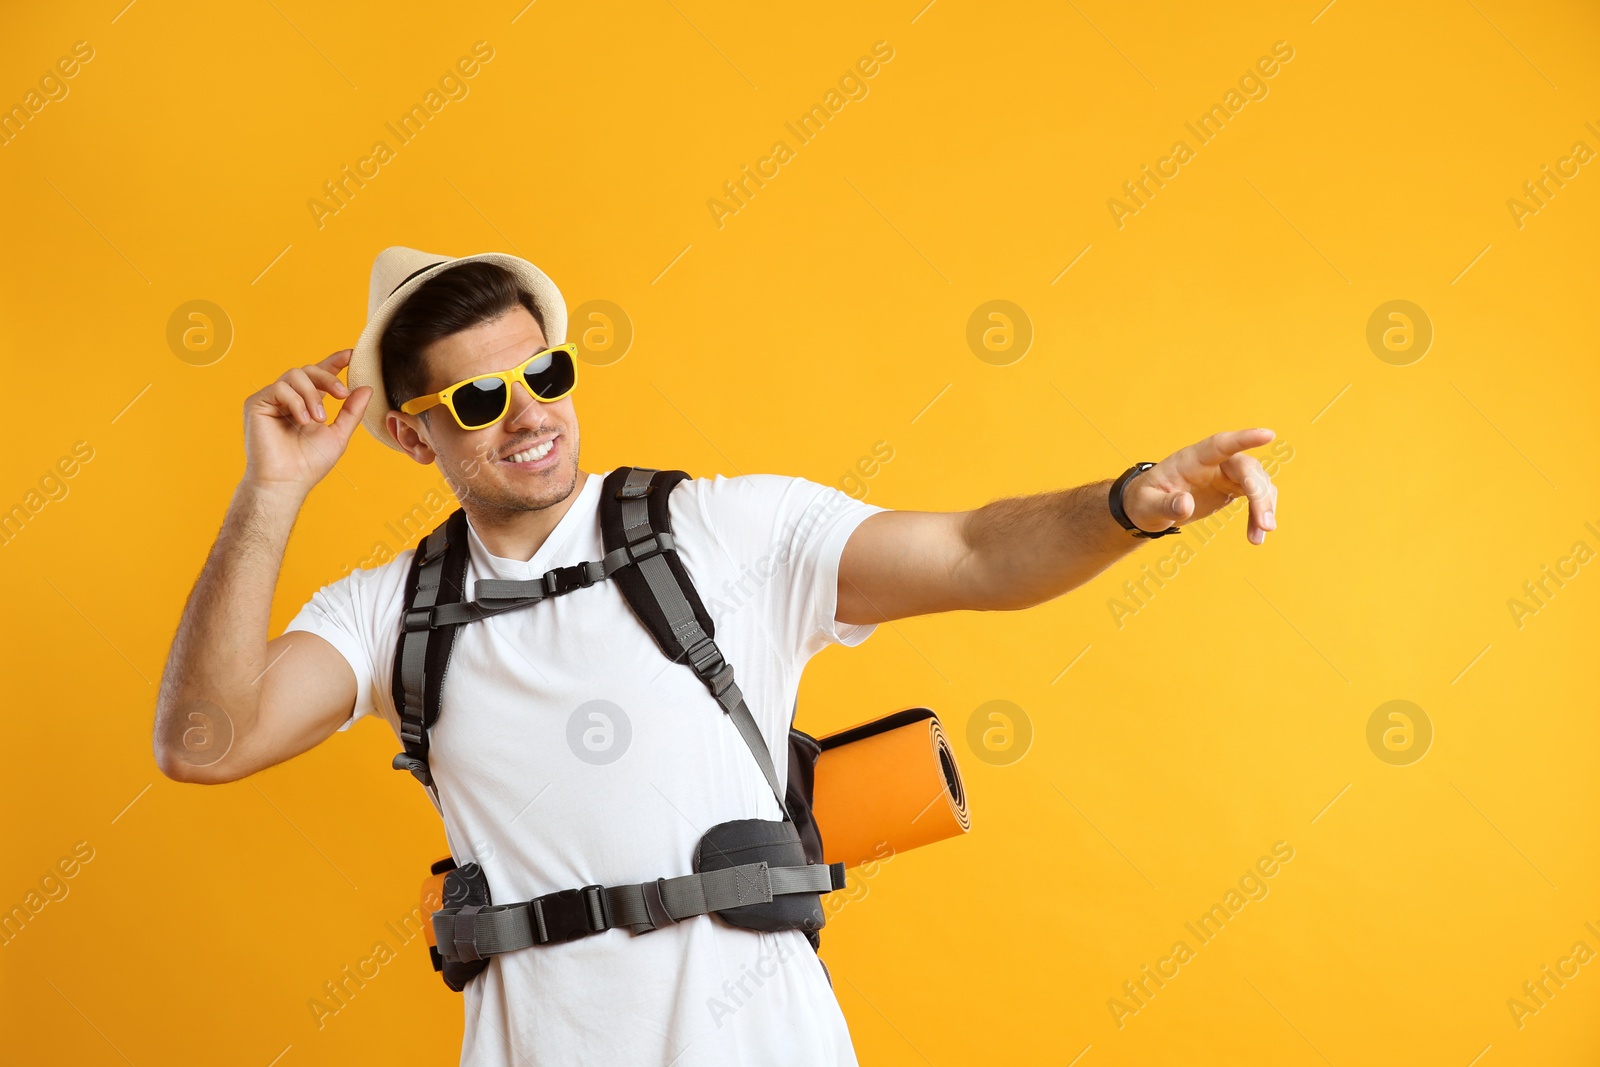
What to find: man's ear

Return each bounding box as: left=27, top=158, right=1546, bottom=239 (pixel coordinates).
left=387, top=409, right=437, bottom=464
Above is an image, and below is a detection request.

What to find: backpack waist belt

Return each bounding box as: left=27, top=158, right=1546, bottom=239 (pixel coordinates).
left=435, top=859, right=848, bottom=964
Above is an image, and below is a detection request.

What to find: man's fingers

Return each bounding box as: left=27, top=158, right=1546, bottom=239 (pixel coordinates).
left=1218, top=453, right=1275, bottom=544
left=330, top=386, right=372, bottom=443
left=270, top=380, right=312, bottom=424
left=302, top=363, right=350, bottom=399
left=1239, top=461, right=1272, bottom=544
left=318, top=348, right=355, bottom=372
left=1193, top=427, right=1275, bottom=465
left=283, top=368, right=327, bottom=422
left=1248, top=500, right=1268, bottom=544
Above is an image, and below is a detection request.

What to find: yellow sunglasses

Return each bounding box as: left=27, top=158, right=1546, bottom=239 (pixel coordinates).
left=400, top=343, right=579, bottom=430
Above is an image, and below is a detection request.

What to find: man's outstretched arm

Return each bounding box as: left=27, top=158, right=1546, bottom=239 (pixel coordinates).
left=836, top=428, right=1279, bottom=625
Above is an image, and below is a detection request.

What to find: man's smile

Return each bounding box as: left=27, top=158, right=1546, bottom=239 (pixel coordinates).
left=500, top=433, right=561, bottom=469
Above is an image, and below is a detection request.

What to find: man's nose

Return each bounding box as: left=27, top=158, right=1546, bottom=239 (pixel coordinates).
left=503, top=380, right=546, bottom=433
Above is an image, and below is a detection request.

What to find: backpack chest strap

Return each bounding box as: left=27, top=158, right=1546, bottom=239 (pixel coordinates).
left=408, top=533, right=675, bottom=630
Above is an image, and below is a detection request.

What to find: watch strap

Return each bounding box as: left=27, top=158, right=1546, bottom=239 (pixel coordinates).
left=1109, top=462, right=1180, bottom=539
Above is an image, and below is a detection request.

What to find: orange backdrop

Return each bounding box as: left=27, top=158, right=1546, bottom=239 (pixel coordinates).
left=2, top=1, right=1597, bottom=1063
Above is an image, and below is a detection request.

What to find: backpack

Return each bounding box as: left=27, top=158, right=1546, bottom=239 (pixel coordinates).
left=388, top=467, right=843, bottom=990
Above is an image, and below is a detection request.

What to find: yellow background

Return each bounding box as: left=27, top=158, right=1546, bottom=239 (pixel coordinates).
left=2, top=0, right=1597, bottom=1063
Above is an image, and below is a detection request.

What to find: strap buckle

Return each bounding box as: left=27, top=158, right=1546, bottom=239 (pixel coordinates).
left=541, top=562, right=601, bottom=598
left=402, top=606, right=433, bottom=632
left=532, top=884, right=611, bottom=943
left=626, top=534, right=664, bottom=563
left=685, top=637, right=736, bottom=696
left=390, top=752, right=433, bottom=786
left=685, top=635, right=724, bottom=677
left=418, top=531, right=452, bottom=567
left=617, top=479, right=656, bottom=500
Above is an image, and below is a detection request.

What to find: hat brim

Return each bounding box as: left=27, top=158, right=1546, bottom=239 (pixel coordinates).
left=348, top=252, right=568, bottom=453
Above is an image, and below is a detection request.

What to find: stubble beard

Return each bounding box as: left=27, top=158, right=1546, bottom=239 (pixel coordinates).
left=447, top=437, right=580, bottom=516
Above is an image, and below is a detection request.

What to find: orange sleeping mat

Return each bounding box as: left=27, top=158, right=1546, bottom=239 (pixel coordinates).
left=419, top=862, right=450, bottom=950
left=811, top=707, right=971, bottom=870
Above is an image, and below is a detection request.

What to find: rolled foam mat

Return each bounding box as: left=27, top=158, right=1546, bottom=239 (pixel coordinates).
left=812, top=707, right=971, bottom=869
left=420, top=858, right=455, bottom=948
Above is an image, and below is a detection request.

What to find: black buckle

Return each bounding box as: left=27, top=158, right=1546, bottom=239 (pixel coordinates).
left=390, top=752, right=433, bottom=786
left=685, top=636, right=724, bottom=678
left=418, top=532, right=452, bottom=566
left=617, top=471, right=658, bottom=499
left=532, top=884, right=610, bottom=943
left=541, top=565, right=591, bottom=598
left=706, top=663, right=737, bottom=698
left=403, top=606, right=433, bottom=632
left=626, top=534, right=663, bottom=563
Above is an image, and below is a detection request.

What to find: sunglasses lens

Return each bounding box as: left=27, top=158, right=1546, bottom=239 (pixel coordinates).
left=453, top=378, right=509, bottom=427
left=523, top=347, right=576, bottom=400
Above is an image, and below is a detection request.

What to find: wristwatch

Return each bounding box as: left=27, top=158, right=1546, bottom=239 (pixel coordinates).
left=1108, top=462, right=1181, bottom=539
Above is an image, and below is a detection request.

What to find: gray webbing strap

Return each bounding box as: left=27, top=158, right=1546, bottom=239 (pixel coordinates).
left=416, top=536, right=676, bottom=628
left=433, top=862, right=838, bottom=962
left=617, top=482, right=791, bottom=821
left=393, top=522, right=453, bottom=785
left=717, top=682, right=785, bottom=813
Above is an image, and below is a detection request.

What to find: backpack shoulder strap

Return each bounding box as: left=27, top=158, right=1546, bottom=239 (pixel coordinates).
left=390, top=508, right=471, bottom=788
left=600, top=467, right=793, bottom=823
left=386, top=471, right=791, bottom=823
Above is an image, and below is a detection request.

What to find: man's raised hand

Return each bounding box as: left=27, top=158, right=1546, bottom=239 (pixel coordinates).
left=1122, top=428, right=1279, bottom=544
left=242, top=348, right=372, bottom=497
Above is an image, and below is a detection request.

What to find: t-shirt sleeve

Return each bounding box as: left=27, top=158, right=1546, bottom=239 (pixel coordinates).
left=689, top=473, right=889, bottom=666
left=281, top=556, right=407, bottom=733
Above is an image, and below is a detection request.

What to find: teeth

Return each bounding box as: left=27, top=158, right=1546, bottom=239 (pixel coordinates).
left=507, top=439, right=555, bottom=463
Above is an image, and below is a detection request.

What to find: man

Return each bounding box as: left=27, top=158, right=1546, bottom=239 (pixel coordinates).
left=153, top=247, right=1279, bottom=1066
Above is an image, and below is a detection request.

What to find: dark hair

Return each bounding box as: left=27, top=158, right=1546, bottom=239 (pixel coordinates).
left=379, top=261, right=547, bottom=413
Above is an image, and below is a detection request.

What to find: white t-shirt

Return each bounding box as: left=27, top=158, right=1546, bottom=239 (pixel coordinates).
left=284, top=470, right=886, bottom=1066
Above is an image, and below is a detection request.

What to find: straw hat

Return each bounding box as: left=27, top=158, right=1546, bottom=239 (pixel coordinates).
left=347, top=245, right=568, bottom=452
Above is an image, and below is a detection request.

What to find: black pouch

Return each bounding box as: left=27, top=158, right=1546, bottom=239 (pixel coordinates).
left=693, top=817, right=826, bottom=935
left=785, top=727, right=829, bottom=951
left=786, top=728, right=824, bottom=866
left=438, top=862, right=493, bottom=992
